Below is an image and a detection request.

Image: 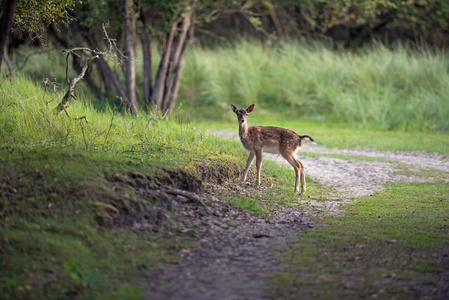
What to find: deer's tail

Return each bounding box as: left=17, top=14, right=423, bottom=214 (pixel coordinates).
left=299, top=135, right=316, bottom=144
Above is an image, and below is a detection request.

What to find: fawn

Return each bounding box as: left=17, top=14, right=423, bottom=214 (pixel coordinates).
left=231, top=104, right=315, bottom=194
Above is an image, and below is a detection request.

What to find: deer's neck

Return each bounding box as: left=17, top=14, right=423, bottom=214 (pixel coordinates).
left=238, top=122, right=249, bottom=137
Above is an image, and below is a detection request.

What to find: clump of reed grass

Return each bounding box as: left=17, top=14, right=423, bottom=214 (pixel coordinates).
left=180, top=41, right=449, bottom=132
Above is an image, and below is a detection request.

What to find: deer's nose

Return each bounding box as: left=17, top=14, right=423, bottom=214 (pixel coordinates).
left=240, top=118, right=245, bottom=123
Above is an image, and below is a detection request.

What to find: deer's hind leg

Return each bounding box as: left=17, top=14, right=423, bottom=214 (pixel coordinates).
left=298, top=159, right=306, bottom=194
left=281, top=152, right=303, bottom=194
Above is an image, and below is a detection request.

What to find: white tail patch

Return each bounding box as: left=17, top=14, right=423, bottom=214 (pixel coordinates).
left=303, top=137, right=316, bottom=144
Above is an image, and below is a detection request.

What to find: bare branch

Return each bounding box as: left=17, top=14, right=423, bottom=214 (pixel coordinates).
left=55, top=54, right=99, bottom=114
left=102, top=22, right=126, bottom=65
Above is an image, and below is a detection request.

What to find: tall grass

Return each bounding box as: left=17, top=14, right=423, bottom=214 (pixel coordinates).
left=180, top=41, right=449, bottom=132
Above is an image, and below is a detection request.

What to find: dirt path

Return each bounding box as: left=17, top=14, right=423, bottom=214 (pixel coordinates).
left=148, top=199, right=313, bottom=300
left=148, top=130, right=448, bottom=300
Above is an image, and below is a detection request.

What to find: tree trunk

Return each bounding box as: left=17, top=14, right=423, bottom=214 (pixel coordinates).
left=152, top=3, right=196, bottom=114
left=0, top=0, right=18, bottom=71
left=3, top=51, right=14, bottom=75
left=140, top=16, right=153, bottom=106
left=152, top=21, right=177, bottom=110
left=160, top=10, right=192, bottom=113
left=96, top=58, right=127, bottom=99
left=123, top=0, right=138, bottom=114
left=166, top=21, right=195, bottom=111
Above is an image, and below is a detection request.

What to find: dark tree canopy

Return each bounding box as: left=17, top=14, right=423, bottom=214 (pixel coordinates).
left=0, top=0, right=77, bottom=70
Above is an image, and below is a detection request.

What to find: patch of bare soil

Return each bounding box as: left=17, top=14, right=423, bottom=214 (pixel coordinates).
left=147, top=130, right=448, bottom=299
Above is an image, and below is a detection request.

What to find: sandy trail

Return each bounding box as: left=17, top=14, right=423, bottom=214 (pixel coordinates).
left=148, top=130, right=448, bottom=300
left=212, top=130, right=447, bottom=198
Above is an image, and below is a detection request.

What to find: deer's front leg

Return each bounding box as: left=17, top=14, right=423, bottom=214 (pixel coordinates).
left=243, top=152, right=255, bottom=182
left=255, top=150, right=263, bottom=187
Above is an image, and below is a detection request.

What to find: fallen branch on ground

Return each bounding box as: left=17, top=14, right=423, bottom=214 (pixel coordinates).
left=161, top=188, right=210, bottom=213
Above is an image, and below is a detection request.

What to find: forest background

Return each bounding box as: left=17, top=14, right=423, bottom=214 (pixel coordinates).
left=1, top=0, right=449, bottom=132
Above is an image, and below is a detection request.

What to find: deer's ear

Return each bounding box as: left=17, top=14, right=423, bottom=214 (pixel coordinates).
left=246, top=104, right=255, bottom=113
left=231, top=104, right=237, bottom=113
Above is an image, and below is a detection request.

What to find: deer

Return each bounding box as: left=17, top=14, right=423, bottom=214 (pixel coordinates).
left=231, top=104, right=315, bottom=195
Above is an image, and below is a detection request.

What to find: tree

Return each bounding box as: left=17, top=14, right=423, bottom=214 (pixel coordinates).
left=54, top=0, right=256, bottom=114
left=0, top=0, right=18, bottom=71
left=123, top=0, right=138, bottom=114
left=272, top=0, right=449, bottom=47
left=148, top=1, right=196, bottom=113
left=0, top=0, right=77, bottom=71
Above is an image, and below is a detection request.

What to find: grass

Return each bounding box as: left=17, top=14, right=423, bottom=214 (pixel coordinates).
left=269, top=181, right=449, bottom=299
left=198, top=110, right=449, bottom=154
left=179, top=41, right=449, bottom=133
left=0, top=74, right=332, bottom=299
left=7, top=40, right=449, bottom=134
left=0, top=147, right=191, bottom=300
left=3, top=39, right=449, bottom=299
left=0, top=75, right=244, bottom=299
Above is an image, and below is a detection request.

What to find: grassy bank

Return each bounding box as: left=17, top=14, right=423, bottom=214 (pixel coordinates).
left=0, top=75, right=324, bottom=299
left=0, top=75, right=226, bottom=299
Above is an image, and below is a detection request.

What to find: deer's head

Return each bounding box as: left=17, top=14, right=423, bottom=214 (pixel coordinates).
left=231, top=104, right=255, bottom=124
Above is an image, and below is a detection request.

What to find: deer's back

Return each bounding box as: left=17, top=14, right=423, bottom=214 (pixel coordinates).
left=240, top=126, right=301, bottom=154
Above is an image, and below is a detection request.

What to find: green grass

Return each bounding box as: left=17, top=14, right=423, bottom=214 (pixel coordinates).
left=0, top=147, right=192, bottom=300
left=269, top=182, right=449, bottom=299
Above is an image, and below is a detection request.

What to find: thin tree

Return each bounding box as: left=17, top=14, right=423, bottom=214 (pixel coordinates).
left=123, top=0, right=138, bottom=114
left=0, top=0, right=18, bottom=71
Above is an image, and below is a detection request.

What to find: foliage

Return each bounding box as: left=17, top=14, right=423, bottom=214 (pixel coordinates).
left=275, top=0, right=449, bottom=45
left=1, top=63, right=448, bottom=299
left=9, top=0, right=77, bottom=43
left=8, top=39, right=449, bottom=134
left=0, top=74, right=335, bottom=298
